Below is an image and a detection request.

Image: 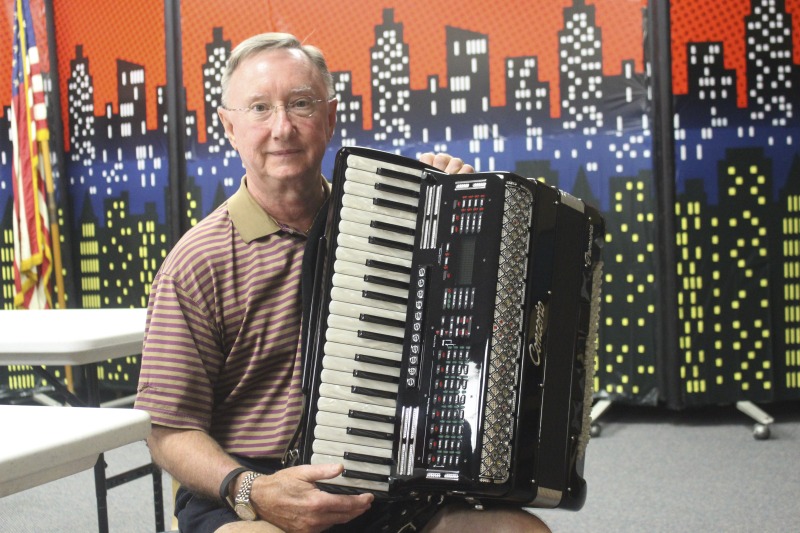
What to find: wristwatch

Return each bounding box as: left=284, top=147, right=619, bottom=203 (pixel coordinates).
left=234, top=471, right=263, bottom=521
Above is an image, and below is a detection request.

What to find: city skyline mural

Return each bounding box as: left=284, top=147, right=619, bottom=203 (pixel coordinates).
left=0, top=0, right=798, bottom=408
left=670, top=0, right=800, bottom=406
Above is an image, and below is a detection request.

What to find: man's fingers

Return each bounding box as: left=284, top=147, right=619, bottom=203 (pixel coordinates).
left=303, top=488, right=374, bottom=524
left=419, top=152, right=436, bottom=166
left=433, top=153, right=453, bottom=172
left=249, top=465, right=375, bottom=532
left=454, top=160, right=475, bottom=174
left=419, top=152, right=475, bottom=174
left=291, top=462, right=345, bottom=482
left=281, top=464, right=375, bottom=506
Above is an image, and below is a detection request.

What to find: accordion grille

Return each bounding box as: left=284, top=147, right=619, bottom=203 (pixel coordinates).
left=479, top=182, right=533, bottom=482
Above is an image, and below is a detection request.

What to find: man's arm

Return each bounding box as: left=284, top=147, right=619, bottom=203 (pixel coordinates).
left=147, top=425, right=240, bottom=499
left=148, top=425, right=373, bottom=533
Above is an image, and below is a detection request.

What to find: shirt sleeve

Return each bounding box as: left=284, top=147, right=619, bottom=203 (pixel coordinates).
left=134, top=266, right=223, bottom=431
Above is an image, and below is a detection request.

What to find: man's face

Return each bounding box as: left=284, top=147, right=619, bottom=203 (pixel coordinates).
left=219, top=48, right=337, bottom=187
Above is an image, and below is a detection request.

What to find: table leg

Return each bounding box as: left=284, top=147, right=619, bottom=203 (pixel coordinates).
left=107, top=463, right=166, bottom=532
left=94, top=453, right=110, bottom=533
left=33, top=362, right=161, bottom=532
left=84, top=362, right=101, bottom=407
left=31, top=366, right=86, bottom=407
left=152, top=466, right=165, bottom=531
left=86, top=363, right=112, bottom=532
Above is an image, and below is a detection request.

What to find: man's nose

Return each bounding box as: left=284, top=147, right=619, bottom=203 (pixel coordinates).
left=269, top=105, right=294, bottom=134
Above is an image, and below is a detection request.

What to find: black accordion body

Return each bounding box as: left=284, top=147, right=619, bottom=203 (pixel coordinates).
left=297, top=146, right=604, bottom=510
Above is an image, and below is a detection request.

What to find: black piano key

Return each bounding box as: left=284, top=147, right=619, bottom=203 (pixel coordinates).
left=370, top=220, right=415, bottom=236
left=365, top=259, right=412, bottom=275
left=368, top=236, right=414, bottom=253
left=352, top=385, right=398, bottom=400
left=374, top=182, right=420, bottom=198
left=344, top=451, right=394, bottom=466
left=362, top=290, right=408, bottom=306
left=358, top=330, right=404, bottom=345
left=374, top=197, right=418, bottom=214
left=359, top=312, right=406, bottom=329
left=347, top=427, right=395, bottom=441
left=362, top=275, right=410, bottom=291
left=353, top=370, right=400, bottom=385
left=341, top=469, right=390, bottom=483
left=348, top=409, right=397, bottom=425
left=355, top=353, right=403, bottom=368
left=376, top=167, right=423, bottom=184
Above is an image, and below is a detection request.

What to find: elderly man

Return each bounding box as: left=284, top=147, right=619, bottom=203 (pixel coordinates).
left=134, top=32, right=550, bottom=533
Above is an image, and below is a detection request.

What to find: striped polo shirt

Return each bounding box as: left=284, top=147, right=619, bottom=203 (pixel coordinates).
left=135, top=176, right=327, bottom=457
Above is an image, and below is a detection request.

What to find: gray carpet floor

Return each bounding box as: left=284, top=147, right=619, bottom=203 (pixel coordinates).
left=1, top=401, right=798, bottom=532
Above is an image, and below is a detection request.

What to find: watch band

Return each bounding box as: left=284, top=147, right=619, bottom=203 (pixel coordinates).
left=235, top=471, right=263, bottom=504
left=219, top=466, right=248, bottom=510
left=234, top=471, right=263, bottom=521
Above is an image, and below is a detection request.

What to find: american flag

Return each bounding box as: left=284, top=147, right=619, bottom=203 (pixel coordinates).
left=10, top=0, right=53, bottom=309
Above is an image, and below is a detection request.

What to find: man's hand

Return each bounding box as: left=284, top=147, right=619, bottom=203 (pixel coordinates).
left=419, top=152, right=475, bottom=174
left=250, top=463, right=373, bottom=533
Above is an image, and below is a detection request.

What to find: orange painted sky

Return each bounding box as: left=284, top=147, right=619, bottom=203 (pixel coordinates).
left=671, top=0, right=800, bottom=109
left=181, top=0, right=649, bottom=138
left=2, top=0, right=646, bottom=144
left=2, top=0, right=799, bottom=146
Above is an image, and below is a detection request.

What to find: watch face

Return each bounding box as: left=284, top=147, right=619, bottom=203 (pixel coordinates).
left=235, top=502, right=257, bottom=521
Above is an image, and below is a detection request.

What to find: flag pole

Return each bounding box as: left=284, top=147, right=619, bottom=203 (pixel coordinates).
left=38, top=139, right=65, bottom=309
left=40, top=139, right=74, bottom=391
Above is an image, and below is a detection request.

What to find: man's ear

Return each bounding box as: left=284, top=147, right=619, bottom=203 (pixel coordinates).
left=325, top=98, right=338, bottom=143
left=218, top=108, right=237, bottom=149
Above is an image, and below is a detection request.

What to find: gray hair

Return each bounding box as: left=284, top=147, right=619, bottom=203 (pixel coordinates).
left=220, top=32, right=335, bottom=106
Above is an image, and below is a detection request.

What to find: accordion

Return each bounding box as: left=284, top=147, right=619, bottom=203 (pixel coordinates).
left=296, top=146, right=604, bottom=510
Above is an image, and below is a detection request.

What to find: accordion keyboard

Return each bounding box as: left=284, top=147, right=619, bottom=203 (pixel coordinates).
left=310, top=155, right=426, bottom=492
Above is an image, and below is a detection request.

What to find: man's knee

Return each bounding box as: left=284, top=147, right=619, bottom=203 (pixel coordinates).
left=422, top=504, right=551, bottom=533
left=215, top=521, right=286, bottom=533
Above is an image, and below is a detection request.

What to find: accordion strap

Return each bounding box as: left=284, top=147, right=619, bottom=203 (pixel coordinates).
left=284, top=195, right=331, bottom=467
left=281, top=398, right=304, bottom=467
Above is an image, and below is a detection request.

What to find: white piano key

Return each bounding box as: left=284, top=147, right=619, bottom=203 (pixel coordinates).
left=332, top=273, right=409, bottom=300
left=341, top=194, right=418, bottom=222
left=322, top=355, right=401, bottom=379
left=318, top=383, right=397, bottom=408
left=337, top=234, right=413, bottom=263
left=330, top=288, right=407, bottom=315
left=334, top=245, right=412, bottom=272
left=338, top=220, right=415, bottom=247
left=313, top=439, right=394, bottom=461
left=340, top=206, right=417, bottom=233
left=319, top=474, right=389, bottom=493
left=323, top=341, right=403, bottom=364
left=346, top=154, right=426, bottom=181
left=326, top=327, right=404, bottom=354
left=327, top=314, right=405, bottom=342
left=314, top=425, right=394, bottom=450
left=314, top=440, right=392, bottom=462
left=329, top=300, right=406, bottom=324
left=315, top=411, right=394, bottom=435
left=311, top=453, right=391, bottom=476
left=320, top=369, right=399, bottom=394
left=315, top=397, right=397, bottom=418
left=343, top=181, right=418, bottom=210
left=344, top=165, right=422, bottom=191
left=334, top=259, right=411, bottom=286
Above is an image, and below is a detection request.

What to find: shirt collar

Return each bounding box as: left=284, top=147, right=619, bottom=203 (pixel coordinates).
left=228, top=175, right=331, bottom=243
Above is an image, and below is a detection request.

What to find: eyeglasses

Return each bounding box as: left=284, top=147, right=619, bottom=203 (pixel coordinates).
left=221, top=97, right=329, bottom=121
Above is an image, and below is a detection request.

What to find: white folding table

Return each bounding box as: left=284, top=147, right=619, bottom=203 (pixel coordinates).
left=0, top=308, right=164, bottom=532
left=0, top=404, right=151, bottom=494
